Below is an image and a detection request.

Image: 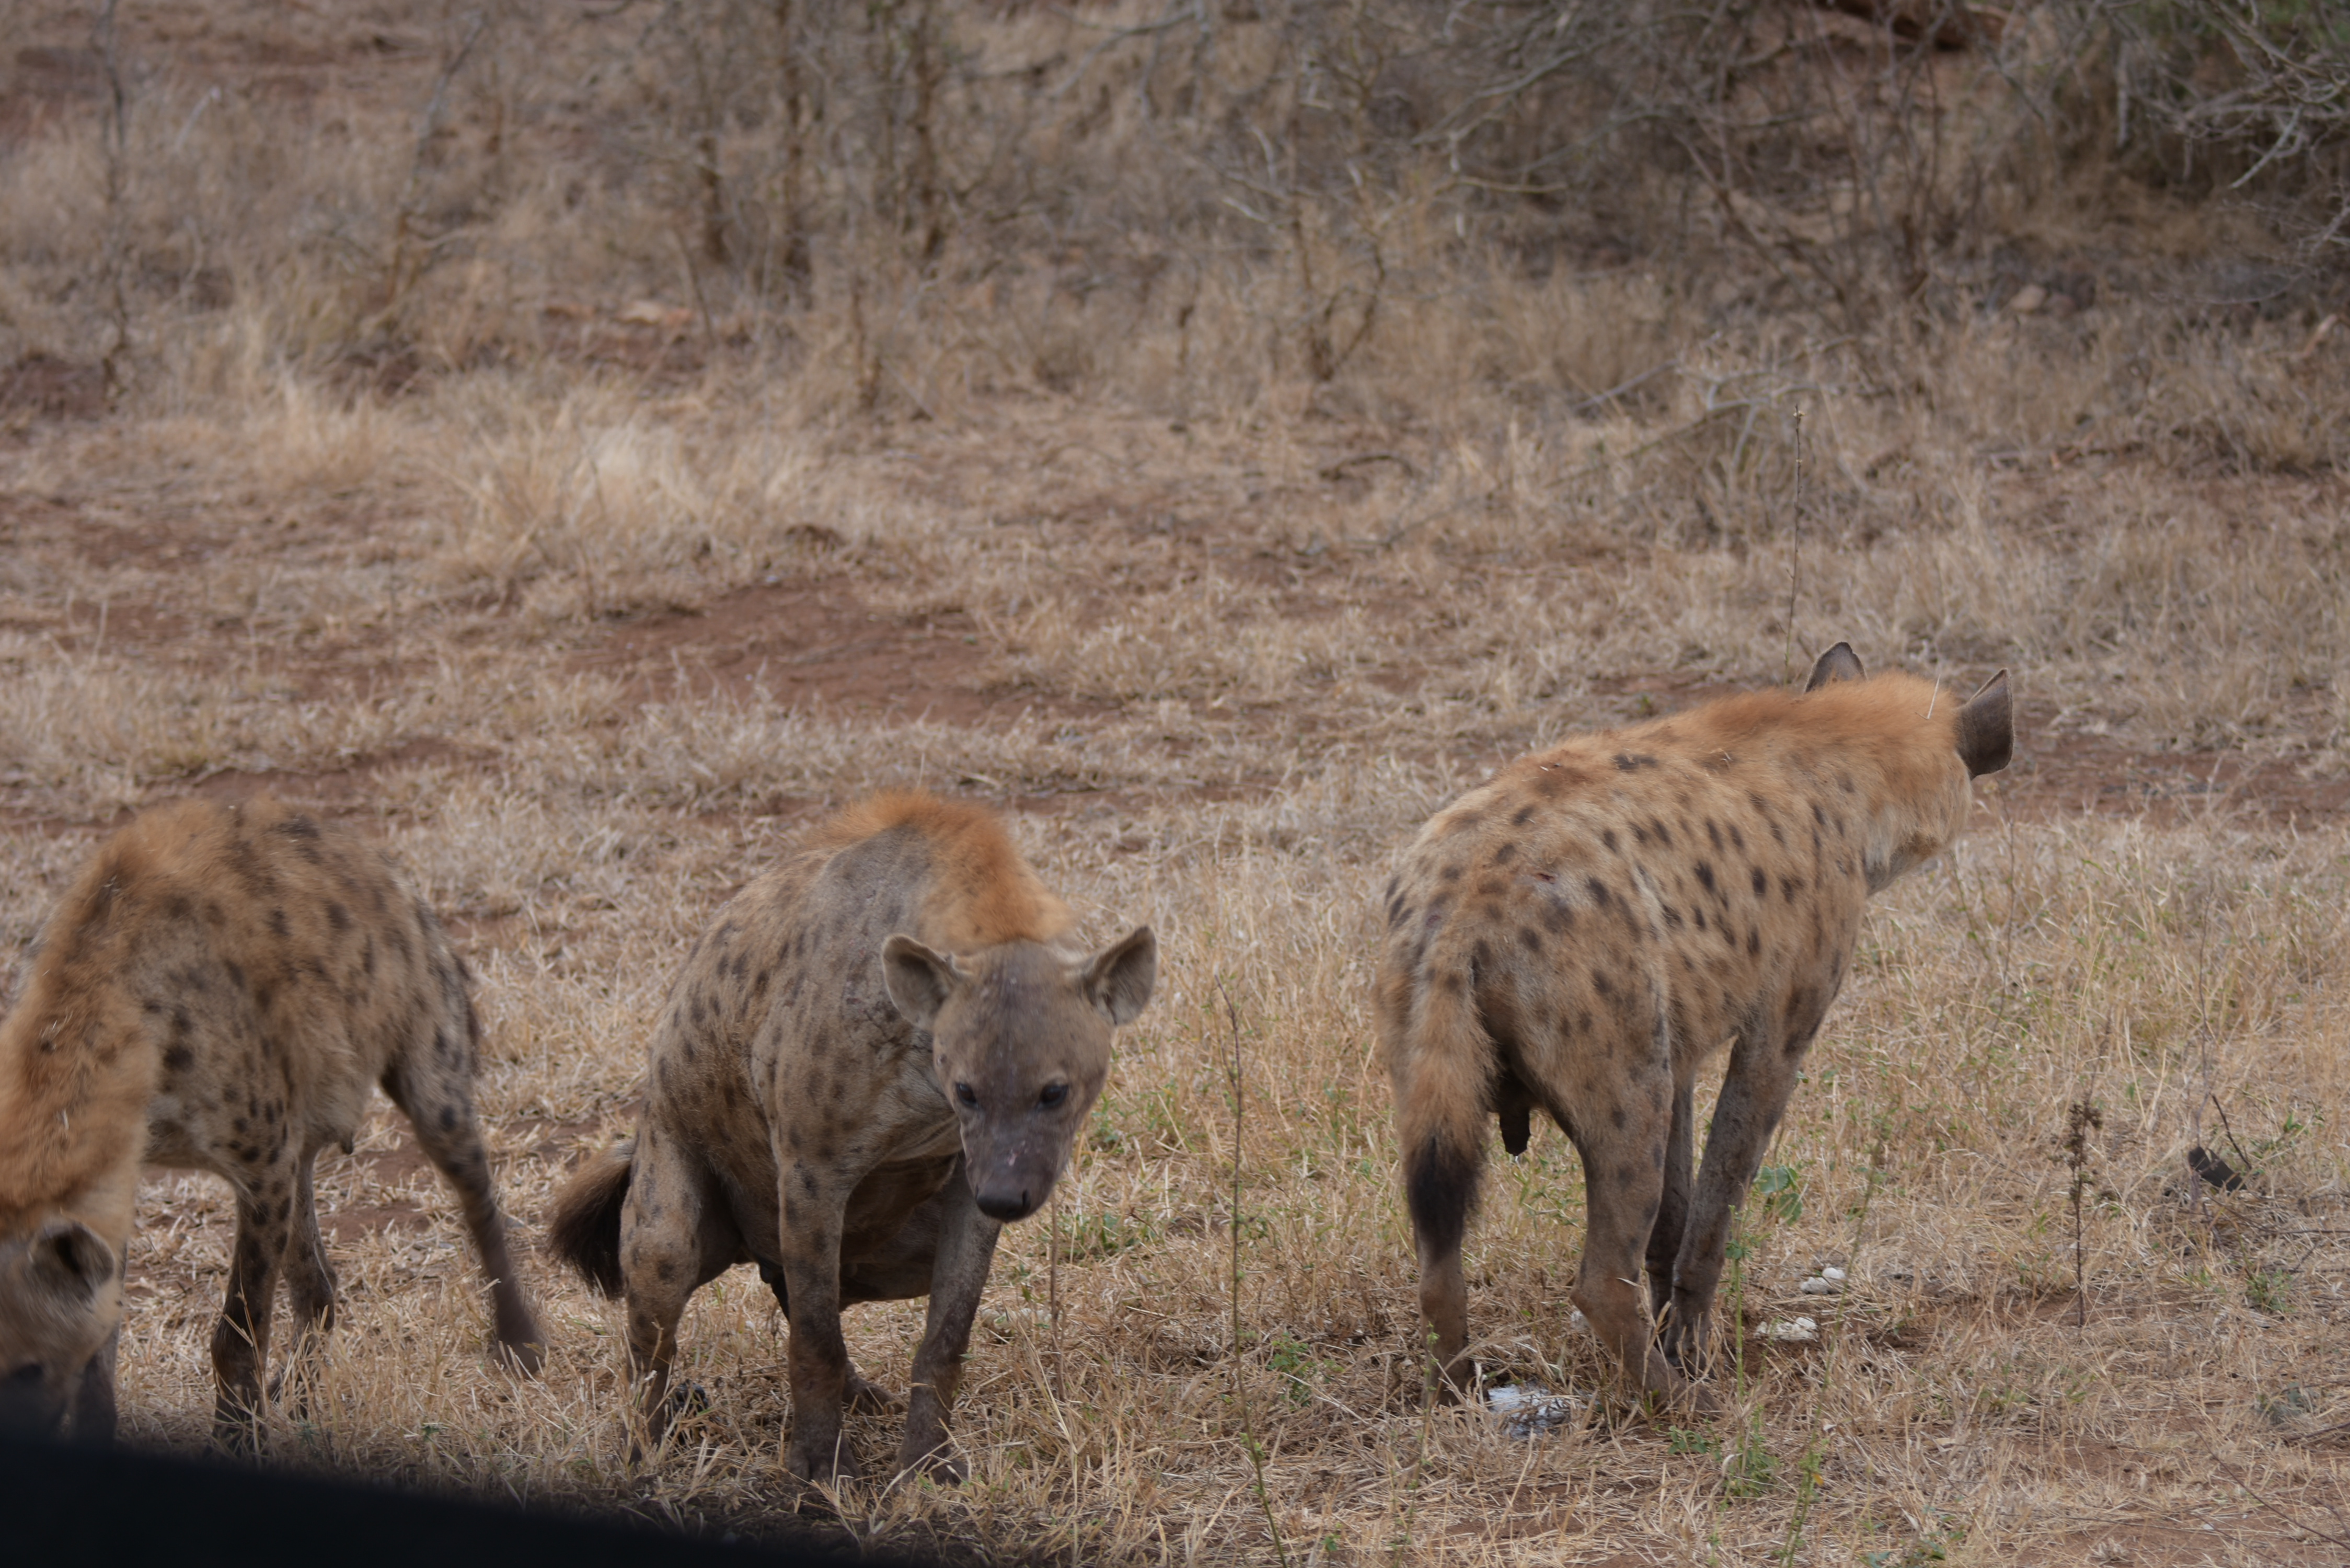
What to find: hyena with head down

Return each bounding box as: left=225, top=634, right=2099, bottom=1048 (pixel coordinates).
left=1380, top=645, right=2011, bottom=1405
left=550, top=790, right=1154, bottom=1485
left=0, top=797, right=544, bottom=1444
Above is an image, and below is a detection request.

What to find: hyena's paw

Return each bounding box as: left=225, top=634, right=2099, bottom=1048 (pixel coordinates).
left=785, top=1427, right=863, bottom=1486
left=845, top=1368, right=900, bottom=1414
left=892, top=1437, right=967, bottom=1488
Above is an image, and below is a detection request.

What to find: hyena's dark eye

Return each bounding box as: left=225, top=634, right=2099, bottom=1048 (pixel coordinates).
left=1038, top=1082, right=1069, bottom=1109
left=954, top=1082, right=978, bottom=1109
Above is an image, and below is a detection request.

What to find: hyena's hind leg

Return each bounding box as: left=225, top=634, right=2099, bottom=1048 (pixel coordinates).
left=212, top=1161, right=301, bottom=1449
left=1645, top=1080, right=1696, bottom=1341
left=382, top=1012, right=545, bottom=1372
left=617, top=1125, right=737, bottom=1451
left=273, top=1149, right=339, bottom=1415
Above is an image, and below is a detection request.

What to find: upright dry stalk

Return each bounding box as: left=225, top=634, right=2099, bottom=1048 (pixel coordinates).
left=2063, top=1100, right=2104, bottom=1328
left=93, top=0, right=131, bottom=401
left=383, top=10, right=493, bottom=319
left=1046, top=1191, right=1065, bottom=1402
left=1218, top=976, right=1291, bottom=1568
left=1782, top=406, right=1805, bottom=685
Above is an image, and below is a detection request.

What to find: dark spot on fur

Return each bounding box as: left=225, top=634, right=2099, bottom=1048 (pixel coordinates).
left=1600, top=828, right=1618, bottom=853
left=1631, top=823, right=1649, bottom=845
left=1492, top=842, right=1517, bottom=866
left=1650, top=820, right=1672, bottom=847
left=1593, top=971, right=1613, bottom=996
left=268, top=907, right=289, bottom=939
left=1751, top=866, right=1768, bottom=897
left=164, top=1044, right=193, bottom=1073
left=439, top=1106, right=457, bottom=1132
left=1695, top=862, right=1715, bottom=893
left=1781, top=876, right=1803, bottom=902
left=327, top=903, right=351, bottom=932
left=1441, top=863, right=1465, bottom=883
left=1586, top=878, right=1609, bottom=906
left=1512, top=804, right=1536, bottom=826
left=1747, top=927, right=1761, bottom=955
left=1518, top=927, right=1542, bottom=953
left=1610, top=1108, right=1627, bottom=1129
left=1615, top=753, right=1658, bottom=771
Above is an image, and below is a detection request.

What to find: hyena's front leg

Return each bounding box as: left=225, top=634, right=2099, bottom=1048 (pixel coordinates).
left=212, top=1169, right=297, bottom=1447
left=897, top=1164, right=1002, bottom=1484
left=1663, top=1017, right=1825, bottom=1373
left=775, top=1182, right=858, bottom=1484
left=70, top=1324, right=119, bottom=1447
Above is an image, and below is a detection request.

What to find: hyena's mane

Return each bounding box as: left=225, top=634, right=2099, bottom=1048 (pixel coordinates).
left=815, top=790, right=1074, bottom=952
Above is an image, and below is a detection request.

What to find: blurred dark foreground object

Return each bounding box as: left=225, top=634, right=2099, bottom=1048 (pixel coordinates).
left=0, top=1434, right=935, bottom=1567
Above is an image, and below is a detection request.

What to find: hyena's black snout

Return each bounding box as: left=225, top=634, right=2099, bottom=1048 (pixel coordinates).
left=974, top=1186, right=1038, bottom=1223
left=967, top=1138, right=1066, bottom=1225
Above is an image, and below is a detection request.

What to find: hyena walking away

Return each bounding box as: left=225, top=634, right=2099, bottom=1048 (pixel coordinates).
left=1381, top=646, right=2011, bottom=1404
left=549, top=791, right=1154, bottom=1484
left=0, top=797, right=544, bottom=1443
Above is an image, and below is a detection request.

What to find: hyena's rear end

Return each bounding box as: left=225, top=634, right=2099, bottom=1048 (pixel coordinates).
left=1380, top=647, right=2011, bottom=1405
left=0, top=797, right=544, bottom=1443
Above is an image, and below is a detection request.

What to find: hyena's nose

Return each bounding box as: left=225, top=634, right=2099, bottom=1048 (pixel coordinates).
left=975, top=1186, right=1035, bottom=1223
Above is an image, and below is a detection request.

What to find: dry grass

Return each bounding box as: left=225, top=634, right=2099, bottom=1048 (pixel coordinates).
left=2, top=2, right=2348, bottom=1562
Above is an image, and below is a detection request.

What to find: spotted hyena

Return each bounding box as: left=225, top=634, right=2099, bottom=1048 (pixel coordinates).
left=549, top=790, right=1154, bottom=1484
left=0, top=797, right=545, bottom=1443
left=1379, top=645, right=2011, bottom=1404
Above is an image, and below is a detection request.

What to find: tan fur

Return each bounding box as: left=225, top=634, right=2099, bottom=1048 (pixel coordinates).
left=811, top=789, right=1076, bottom=950
left=1380, top=651, right=2011, bottom=1405
left=0, top=798, right=543, bottom=1445
left=550, top=790, right=1151, bottom=1485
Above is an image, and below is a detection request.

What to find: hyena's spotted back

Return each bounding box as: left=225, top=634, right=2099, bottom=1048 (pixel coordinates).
left=0, top=796, right=542, bottom=1444
left=1381, top=646, right=2010, bottom=1405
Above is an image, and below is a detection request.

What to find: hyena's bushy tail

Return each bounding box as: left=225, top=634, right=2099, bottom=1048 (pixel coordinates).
left=547, top=1140, right=635, bottom=1297
left=1385, top=956, right=1499, bottom=1262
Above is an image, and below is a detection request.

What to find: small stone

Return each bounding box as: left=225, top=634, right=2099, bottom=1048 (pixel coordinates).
left=1800, top=1274, right=1841, bottom=1294
left=2009, top=283, right=2047, bottom=315
left=1568, top=1308, right=1591, bottom=1335
left=1822, top=1266, right=1846, bottom=1282
left=1761, top=1317, right=1818, bottom=1343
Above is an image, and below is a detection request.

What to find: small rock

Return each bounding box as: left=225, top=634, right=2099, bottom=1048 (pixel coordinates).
left=1800, top=1276, right=1839, bottom=1295
left=1760, top=1317, right=1818, bottom=1343
left=2009, top=283, right=2047, bottom=316
left=1568, top=1308, right=1591, bottom=1335
left=1822, top=1266, right=1846, bottom=1282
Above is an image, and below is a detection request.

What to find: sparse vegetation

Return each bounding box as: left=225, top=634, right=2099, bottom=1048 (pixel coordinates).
left=2, top=0, right=2347, bottom=1562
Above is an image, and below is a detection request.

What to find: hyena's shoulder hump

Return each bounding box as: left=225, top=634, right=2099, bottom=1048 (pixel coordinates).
left=813, top=789, right=1072, bottom=953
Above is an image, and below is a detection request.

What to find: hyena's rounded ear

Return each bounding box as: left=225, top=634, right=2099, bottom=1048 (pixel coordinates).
left=1080, top=926, right=1156, bottom=1027
left=1804, top=641, right=1867, bottom=691
left=1956, top=670, right=2013, bottom=778
left=882, top=935, right=964, bottom=1031
left=28, top=1220, right=116, bottom=1303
